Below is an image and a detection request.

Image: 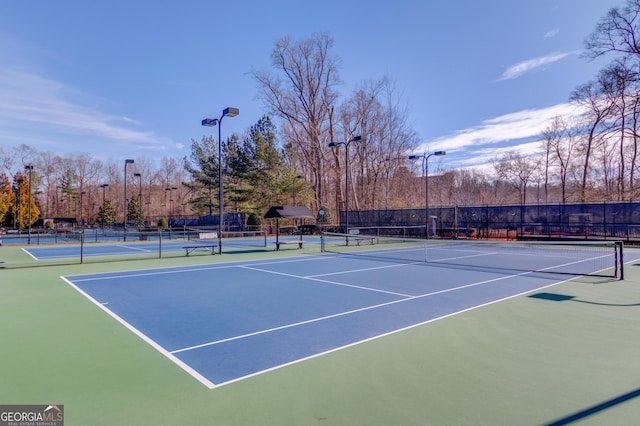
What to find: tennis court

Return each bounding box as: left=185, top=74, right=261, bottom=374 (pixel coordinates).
left=22, top=233, right=312, bottom=261
left=62, top=236, right=634, bottom=388
left=3, top=235, right=640, bottom=424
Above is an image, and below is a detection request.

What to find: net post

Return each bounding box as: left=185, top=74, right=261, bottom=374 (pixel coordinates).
left=321, top=232, right=325, bottom=253
left=80, top=229, right=84, bottom=264
left=616, top=241, right=624, bottom=280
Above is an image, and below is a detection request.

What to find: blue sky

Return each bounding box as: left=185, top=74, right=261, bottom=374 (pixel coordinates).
left=0, top=1, right=623, bottom=171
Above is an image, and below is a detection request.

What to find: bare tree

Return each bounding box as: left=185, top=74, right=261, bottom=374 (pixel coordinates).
left=334, top=77, right=418, bottom=214
left=35, top=151, right=63, bottom=218
left=540, top=120, right=560, bottom=204
left=0, top=146, right=13, bottom=174
left=253, top=33, right=340, bottom=211
left=570, top=74, right=616, bottom=201
left=584, top=0, right=640, bottom=62
left=492, top=150, right=538, bottom=205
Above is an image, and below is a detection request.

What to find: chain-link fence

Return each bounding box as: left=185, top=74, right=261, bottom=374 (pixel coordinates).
left=344, top=202, right=640, bottom=241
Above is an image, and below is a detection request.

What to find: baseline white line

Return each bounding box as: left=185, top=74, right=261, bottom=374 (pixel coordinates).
left=67, top=254, right=332, bottom=282
left=21, top=247, right=39, bottom=260
left=70, top=264, right=240, bottom=282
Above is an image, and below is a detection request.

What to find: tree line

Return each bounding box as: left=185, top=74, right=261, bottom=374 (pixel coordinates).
left=1, top=1, right=639, bottom=230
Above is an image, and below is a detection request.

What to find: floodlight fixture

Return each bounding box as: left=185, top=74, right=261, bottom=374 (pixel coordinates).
left=201, top=107, right=240, bottom=254
left=408, top=151, right=447, bottom=238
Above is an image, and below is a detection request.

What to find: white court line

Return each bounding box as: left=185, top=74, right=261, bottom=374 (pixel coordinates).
left=21, top=247, right=39, bottom=260
left=115, top=244, right=152, bottom=253
left=61, top=276, right=216, bottom=389
left=367, top=245, right=614, bottom=271
left=70, top=263, right=240, bottom=282
left=238, top=264, right=414, bottom=297
left=170, top=270, right=532, bottom=355
left=173, top=251, right=611, bottom=358
left=307, top=261, right=422, bottom=278
left=62, top=249, right=620, bottom=388
left=67, top=254, right=332, bottom=282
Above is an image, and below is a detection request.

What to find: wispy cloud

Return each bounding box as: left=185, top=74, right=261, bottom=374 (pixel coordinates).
left=419, top=102, right=588, bottom=169
left=498, top=52, right=571, bottom=81
left=544, top=29, right=559, bottom=39
left=454, top=140, right=543, bottom=170
left=0, top=67, right=173, bottom=156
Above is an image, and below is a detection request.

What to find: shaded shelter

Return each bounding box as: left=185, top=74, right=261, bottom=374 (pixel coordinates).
left=264, top=206, right=314, bottom=249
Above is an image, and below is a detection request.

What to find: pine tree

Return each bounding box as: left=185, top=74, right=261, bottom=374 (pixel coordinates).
left=97, top=200, right=116, bottom=227
left=128, top=194, right=143, bottom=227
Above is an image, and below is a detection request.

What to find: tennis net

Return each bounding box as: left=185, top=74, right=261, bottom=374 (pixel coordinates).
left=185, top=229, right=267, bottom=250
left=321, top=232, right=624, bottom=279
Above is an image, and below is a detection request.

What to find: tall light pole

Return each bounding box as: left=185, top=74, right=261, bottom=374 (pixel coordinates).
left=100, top=183, right=109, bottom=202
left=329, top=135, right=362, bottom=239
left=99, top=184, right=108, bottom=228
left=134, top=172, right=142, bottom=226
left=202, top=106, right=239, bottom=254
left=24, top=164, right=34, bottom=244
left=124, top=159, right=134, bottom=240
left=409, top=151, right=446, bottom=238
left=79, top=191, right=86, bottom=227
left=292, top=175, right=304, bottom=205
left=13, top=178, right=23, bottom=230
left=165, top=186, right=177, bottom=223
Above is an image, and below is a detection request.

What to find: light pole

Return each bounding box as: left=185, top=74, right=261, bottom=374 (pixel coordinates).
left=134, top=172, right=142, bottom=226
left=329, top=135, right=362, bottom=239
left=409, top=151, right=446, bottom=238
left=292, top=175, right=304, bottom=205
left=13, top=178, right=23, bottom=229
left=99, top=184, right=108, bottom=228
left=124, top=159, right=134, bottom=240
left=202, top=106, right=239, bottom=254
left=79, top=191, right=86, bottom=227
left=165, top=186, right=177, bottom=223
left=24, top=164, right=34, bottom=243
left=100, top=183, right=109, bottom=202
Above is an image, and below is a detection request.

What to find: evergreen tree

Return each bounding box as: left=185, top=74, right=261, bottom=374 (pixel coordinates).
left=97, top=199, right=116, bottom=227
left=59, top=168, right=78, bottom=217
left=226, top=115, right=286, bottom=214
left=183, top=135, right=219, bottom=216
left=127, top=194, right=143, bottom=227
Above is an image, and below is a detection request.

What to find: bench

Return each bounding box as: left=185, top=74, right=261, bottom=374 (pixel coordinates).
left=183, top=245, right=216, bottom=256
left=351, top=236, right=376, bottom=246
left=273, top=240, right=304, bottom=250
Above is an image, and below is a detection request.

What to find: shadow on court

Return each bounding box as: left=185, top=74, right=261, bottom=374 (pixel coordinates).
left=545, top=388, right=640, bottom=425
left=529, top=292, right=640, bottom=306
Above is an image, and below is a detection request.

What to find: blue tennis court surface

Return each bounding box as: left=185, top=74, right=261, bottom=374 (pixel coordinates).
left=61, top=244, right=636, bottom=388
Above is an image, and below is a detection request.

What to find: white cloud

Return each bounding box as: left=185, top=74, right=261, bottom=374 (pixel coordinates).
left=418, top=102, right=589, bottom=170
left=0, top=67, right=173, bottom=153
left=422, top=102, right=587, bottom=154
left=544, top=29, right=560, bottom=39
left=498, top=52, right=571, bottom=81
